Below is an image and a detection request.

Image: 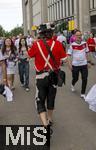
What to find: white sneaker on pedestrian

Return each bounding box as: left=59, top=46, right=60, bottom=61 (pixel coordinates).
left=80, top=94, right=86, bottom=100
left=71, top=85, right=75, bottom=92
left=25, top=88, right=30, bottom=92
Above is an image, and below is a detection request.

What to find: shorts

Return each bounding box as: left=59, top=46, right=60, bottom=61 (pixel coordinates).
left=7, top=65, right=16, bottom=75
left=35, top=75, right=57, bottom=114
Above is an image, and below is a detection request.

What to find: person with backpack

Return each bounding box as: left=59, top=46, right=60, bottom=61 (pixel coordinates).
left=27, top=23, right=67, bottom=133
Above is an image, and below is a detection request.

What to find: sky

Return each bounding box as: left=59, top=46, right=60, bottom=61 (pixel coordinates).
left=0, top=0, right=23, bottom=31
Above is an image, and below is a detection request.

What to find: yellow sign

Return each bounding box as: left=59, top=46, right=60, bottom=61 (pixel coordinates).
left=68, top=20, right=75, bottom=31
left=71, top=20, right=75, bottom=30
left=68, top=21, right=72, bottom=31
left=31, top=26, right=37, bottom=31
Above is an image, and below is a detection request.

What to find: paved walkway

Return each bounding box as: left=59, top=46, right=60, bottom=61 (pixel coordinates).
left=0, top=62, right=96, bottom=150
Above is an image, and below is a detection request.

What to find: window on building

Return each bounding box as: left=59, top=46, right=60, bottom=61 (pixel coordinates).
left=68, top=0, right=70, bottom=16
left=66, top=0, right=68, bottom=16
left=72, top=0, right=74, bottom=15
left=60, top=0, right=62, bottom=19
left=57, top=1, right=60, bottom=20
left=55, top=2, right=57, bottom=20
left=61, top=0, right=63, bottom=18
left=53, top=3, right=55, bottom=20
left=48, top=6, right=50, bottom=21
left=94, top=0, right=96, bottom=8
left=58, top=1, right=60, bottom=19
left=52, top=3, right=54, bottom=21
left=93, top=0, right=95, bottom=8
left=64, top=0, right=67, bottom=17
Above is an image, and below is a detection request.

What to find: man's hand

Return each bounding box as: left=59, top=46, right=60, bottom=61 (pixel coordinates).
left=68, top=63, right=72, bottom=71
left=66, top=56, right=73, bottom=71
left=87, top=62, right=91, bottom=68
left=3, top=78, right=8, bottom=86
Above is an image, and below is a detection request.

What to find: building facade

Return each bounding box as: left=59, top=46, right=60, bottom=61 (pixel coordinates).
left=22, top=0, right=96, bottom=35
left=90, top=0, right=96, bottom=32
left=22, top=0, right=48, bottom=35
left=47, top=0, right=96, bottom=32
left=32, top=0, right=48, bottom=25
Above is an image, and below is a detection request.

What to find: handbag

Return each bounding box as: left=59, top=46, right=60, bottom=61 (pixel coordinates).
left=43, top=39, right=66, bottom=87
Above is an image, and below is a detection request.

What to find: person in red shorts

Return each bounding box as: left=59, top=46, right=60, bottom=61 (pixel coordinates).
left=27, top=23, right=67, bottom=131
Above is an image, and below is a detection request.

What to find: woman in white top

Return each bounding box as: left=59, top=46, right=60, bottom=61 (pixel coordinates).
left=0, top=50, right=13, bottom=101
left=1, top=38, right=17, bottom=90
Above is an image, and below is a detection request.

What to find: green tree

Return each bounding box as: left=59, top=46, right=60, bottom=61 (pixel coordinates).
left=4, top=31, right=11, bottom=38
left=10, top=26, right=24, bottom=37
left=0, top=25, right=5, bottom=37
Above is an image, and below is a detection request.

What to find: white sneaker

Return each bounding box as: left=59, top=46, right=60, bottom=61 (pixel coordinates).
left=71, top=85, right=75, bottom=92
left=25, top=88, right=30, bottom=92
left=80, top=94, right=86, bottom=100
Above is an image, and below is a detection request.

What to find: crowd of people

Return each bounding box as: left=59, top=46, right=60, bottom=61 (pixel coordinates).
left=0, top=24, right=96, bottom=136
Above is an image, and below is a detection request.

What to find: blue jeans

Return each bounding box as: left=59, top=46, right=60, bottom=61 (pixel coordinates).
left=18, top=60, right=29, bottom=88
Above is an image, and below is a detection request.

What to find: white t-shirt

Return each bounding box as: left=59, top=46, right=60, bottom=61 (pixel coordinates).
left=67, top=41, right=89, bottom=66
left=26, top=37, right=34, bottom=47
left=15, top=38, right=20, bottom=50
left=0, top=51, right=5, bottom=61
left=57, top=34, right=66, bottom=43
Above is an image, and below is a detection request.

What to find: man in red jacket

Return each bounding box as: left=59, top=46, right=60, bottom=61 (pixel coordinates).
left=27, top=23, right=67, bottom=130
left=87, top=33, right=96, bottom=65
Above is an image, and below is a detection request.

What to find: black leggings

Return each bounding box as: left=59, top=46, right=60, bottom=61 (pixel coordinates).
left=72, top=65, right=88, bottom=94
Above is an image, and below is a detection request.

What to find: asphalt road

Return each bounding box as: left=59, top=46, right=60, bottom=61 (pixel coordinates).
left=0, top=62, right=96, bottom=150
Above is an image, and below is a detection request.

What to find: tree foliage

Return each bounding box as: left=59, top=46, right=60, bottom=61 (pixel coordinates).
left=10, top=26, right=24, bottom=36
left=0, top=25, right=5, bottom=37
left=0, top=25, right=24, bottom=37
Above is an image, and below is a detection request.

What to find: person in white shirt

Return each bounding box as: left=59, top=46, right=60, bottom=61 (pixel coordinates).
left=2, top=38, right=17, bottom=90
left=15, top=34, right=23, bottom=51
left=0, top=37, right=4, bottom=49
left=0, top=50, right=13, bottom=101
left=57, top=32, right=67, bottom=48
left=26, top=35, right=34, bottom=48
left=67, top=30, right=91, bottom=99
